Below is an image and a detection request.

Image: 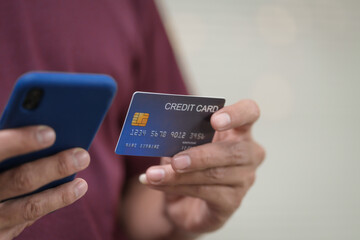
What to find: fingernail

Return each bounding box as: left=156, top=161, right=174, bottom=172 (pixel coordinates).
left=74, top=180, right=88, bottom=198
left=139, top=174, right=148, bottom=184
left=173, top=155, right=191, bottom=171
left=147, top=168, right=165, bottom=183
left=36, top=126, right=55, bottom=145
left=214, top=113, right=231, bottom=130
left=73, top=149, right=89, bottom=170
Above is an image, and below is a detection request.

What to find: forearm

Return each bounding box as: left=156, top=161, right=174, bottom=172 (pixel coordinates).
left=120, top=177, right=199, bottom=240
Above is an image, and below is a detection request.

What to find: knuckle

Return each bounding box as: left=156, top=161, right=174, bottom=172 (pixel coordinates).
left=257, top=145, right=266, bottom=164
left=233, top=189, right=244, bottom=208
left=12, top=165, right=34, bottom=192
left=193, top=185, right=209, bottom=196
left=219, top=188, right=242, bottom=213
left=190, top=146, right=212, bottom=166
left=17, top=127, right=43, bottom=150
left=246, top=99, right=261, bottom=120
left=229, top=142, right=246, bottom=164
left=205, top=167, right=226, bottom=181
left=241, top=99, right=260, bottom=122
left=161, top=157, right=172, bottom=165
left=18, top=135, right=34, bottom=150
left=23, top=199, right=43, bottom=221
left=248, top=172, right=256, bottom=187
left=253, top=142, right=266, bottom=165
left=237, top=175, right=247, bottom=188
left=0, top=128, right=40, bottom=161
left=56, top=152, right=72, bottom=176
left=230, top=195, right=242, bottom=210
left=61, top=189, right=76, bottom=206
left=237, top=171, right=256, bottom=189
left=192, top=185, right=202, bottom=196
left=11, top=128, right=35, bottom=147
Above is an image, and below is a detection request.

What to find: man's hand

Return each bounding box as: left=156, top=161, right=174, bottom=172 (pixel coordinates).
left=141, top=99, right=265, bottom=237
left=0, top=126, right=89, bottom=240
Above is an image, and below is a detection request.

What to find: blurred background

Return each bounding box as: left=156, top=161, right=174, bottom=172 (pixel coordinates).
left=156, top=0, right=360, bottom=239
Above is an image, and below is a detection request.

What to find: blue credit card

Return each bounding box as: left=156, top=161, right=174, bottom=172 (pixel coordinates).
left=115, top=92, right=225, bottom=157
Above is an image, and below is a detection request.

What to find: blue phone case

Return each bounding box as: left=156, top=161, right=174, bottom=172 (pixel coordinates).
left=0, top=72, right=117, bottom=198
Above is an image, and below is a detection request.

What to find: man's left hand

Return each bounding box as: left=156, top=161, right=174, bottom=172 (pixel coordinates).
left=141, top=99, right=265, bottom=236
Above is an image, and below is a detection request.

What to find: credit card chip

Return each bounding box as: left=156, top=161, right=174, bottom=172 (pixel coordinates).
left=131, top=112, right=149, bottom=127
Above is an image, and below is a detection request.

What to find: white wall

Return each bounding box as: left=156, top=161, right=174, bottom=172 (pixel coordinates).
left=157, top=0, right=360, bottom=239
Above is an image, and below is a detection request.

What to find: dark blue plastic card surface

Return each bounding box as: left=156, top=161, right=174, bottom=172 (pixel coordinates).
left=115, top=92, right=225, bottom=157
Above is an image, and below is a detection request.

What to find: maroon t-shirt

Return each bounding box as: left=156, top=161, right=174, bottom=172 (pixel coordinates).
left=0, top=1, right=187, bottom=239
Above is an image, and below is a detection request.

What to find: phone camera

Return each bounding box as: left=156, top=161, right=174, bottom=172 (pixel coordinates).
left=22, top=88, right=44, bottom=110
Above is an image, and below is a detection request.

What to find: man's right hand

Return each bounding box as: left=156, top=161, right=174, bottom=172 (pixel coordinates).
left=0, top=126, right=90, bottom=240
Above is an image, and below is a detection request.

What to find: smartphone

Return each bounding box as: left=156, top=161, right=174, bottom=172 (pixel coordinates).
left=0, top=72, right=117, bottom=197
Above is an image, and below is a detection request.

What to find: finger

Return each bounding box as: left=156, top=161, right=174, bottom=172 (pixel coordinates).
left=171, top=141, right=254, bottom=173
left=211, top=99, right=260, bottom=131
left=0, top=178, right=87, bottom=228
left=0, top=148, right=90, bottom=201
left=0, top=126, right=55, bottom=162
left=253, top=142, right=266, bottom=167
left=0, top=221, right=32, bottom=239
left=141, top=164, right=255, bottom=187
left=161, top=157, right=172, bottom=165
left=149, top=184, right=244, bottom=215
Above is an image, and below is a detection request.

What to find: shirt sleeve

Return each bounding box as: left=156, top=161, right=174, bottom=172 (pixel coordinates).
left=123, top=0, right=188, bottom=179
